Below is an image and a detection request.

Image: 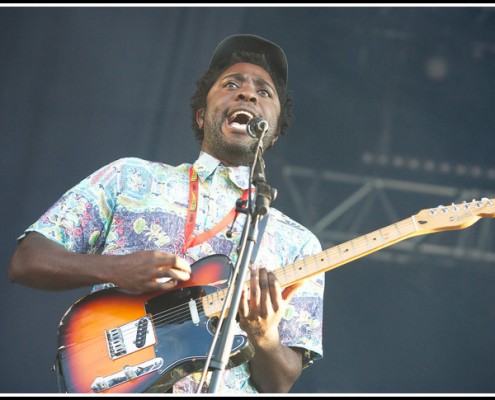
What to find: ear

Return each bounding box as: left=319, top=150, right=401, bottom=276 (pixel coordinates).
left=196, top=109, right=205, bottom=129
left=270, top=135, right=279, bottom=147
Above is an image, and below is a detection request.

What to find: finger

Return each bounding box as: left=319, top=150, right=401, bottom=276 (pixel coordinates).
left=239, top=286, right=249, bottom=318
left=159, top=268, right=191, bottom=282
left=174, top=256, right=192, bottom=273
left=249, top=268, right=260, bottom=317
left=267, top=271, right=282, bottom=312
left=156, top=253, right=191, bottom=274
left=156, top=256, right=191, bottom=282
left=258, top=268, right=270, bottom=317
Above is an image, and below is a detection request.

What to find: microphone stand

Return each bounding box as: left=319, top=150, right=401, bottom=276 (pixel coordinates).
left=204, top=125, right=276, bottom=394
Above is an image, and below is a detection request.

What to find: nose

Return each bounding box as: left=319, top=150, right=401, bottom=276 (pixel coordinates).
left=236, top=86, right=257, bottom=103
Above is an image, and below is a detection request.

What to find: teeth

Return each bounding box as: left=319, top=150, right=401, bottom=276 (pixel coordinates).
left=229, top=110, right=254, bottom=123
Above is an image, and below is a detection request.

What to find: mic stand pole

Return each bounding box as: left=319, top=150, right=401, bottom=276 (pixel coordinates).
left=207, top=132, right=276, bottom=394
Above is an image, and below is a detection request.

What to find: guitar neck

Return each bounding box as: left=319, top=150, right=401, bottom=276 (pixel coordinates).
left=201, top=196, right=494, bottom=318
left=274, top=215, right=420, bottom=288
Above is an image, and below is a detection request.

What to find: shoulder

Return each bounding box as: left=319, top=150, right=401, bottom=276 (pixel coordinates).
left=268, top=208, right=322, bottom=252
left=268, top=207, right=317, bottom=238
left=95, top=157, right=189, bottom=180
left=107, top=157, right=172, bottom=171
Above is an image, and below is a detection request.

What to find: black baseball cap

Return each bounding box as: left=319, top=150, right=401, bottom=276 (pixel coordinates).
left=209, top=34, right=289, bottom=86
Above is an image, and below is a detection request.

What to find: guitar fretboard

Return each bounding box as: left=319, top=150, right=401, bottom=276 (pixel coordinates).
left=201, top=216, right=420, bottom=317
left=201, top=196, right=495, bottom=317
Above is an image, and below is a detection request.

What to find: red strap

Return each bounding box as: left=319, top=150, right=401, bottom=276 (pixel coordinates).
left=182, top=166, right=250, bottom=253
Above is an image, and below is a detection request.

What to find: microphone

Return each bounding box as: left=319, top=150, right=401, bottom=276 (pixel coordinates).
left=247, top=117, right=269, bottom=139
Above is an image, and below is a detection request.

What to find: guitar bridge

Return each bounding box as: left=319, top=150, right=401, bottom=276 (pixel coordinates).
left=91, top=357, right=163, bottom=392
left=105, top=316, right=156, bottom=360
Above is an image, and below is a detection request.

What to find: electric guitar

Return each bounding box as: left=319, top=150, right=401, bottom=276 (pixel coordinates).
left=56, top=197, right=495, bottom=393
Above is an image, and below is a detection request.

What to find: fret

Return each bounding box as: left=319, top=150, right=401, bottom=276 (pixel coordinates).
left=201, top=198, right=494, bottom=318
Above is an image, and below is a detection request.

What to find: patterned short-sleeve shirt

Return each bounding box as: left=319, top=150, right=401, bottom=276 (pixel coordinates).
left=23, top=152, right=325, bottom=393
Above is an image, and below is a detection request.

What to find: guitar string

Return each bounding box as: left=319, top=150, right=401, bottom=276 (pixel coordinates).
left=65, top=218, right=421, bottom=355
left=108, top=219, right=409, bottom=345
left=65, top=202, right=494, bottom=361
left=58, top=205, right=491, bottom=388
left=62, top=301, right=201, bottom=358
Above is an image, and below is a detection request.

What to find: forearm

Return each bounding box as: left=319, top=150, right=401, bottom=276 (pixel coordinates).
left=9, top=231, right=191, bottom=293
left=8, top=232, right=111, bottom=290
left=248, top=336, right=303, bottom=393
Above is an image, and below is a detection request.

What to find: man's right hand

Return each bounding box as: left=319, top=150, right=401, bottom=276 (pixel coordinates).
left=9, top=232, right=191, bottom=293
left=107, top=250, right=191, bottom=293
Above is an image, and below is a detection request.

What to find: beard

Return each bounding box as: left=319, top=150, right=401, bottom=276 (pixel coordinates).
left=205, top=127, right=256, bottom=166
left=201, top=111, right=276, bottom=167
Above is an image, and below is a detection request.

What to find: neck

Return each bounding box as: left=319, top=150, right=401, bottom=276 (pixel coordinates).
left=201, top=149, right=252, bottom=168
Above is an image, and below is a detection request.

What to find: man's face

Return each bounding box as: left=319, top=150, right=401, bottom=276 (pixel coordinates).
left=197, top=62, right=281, bottom=166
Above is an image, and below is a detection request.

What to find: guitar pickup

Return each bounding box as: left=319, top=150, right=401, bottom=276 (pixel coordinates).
left=105, top=316, right=156, bottom=360
left=91, top=357, right=163, bottom=392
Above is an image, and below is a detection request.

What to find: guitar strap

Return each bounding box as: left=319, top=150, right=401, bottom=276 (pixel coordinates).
left=183, top=165, right=269, bottom=260
left=182, top=166, right=253, bottom=254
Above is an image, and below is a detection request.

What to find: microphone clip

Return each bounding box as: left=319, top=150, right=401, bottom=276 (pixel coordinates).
left=247, top=117, right=269, bottom=139
left=226, top=198, right=249, bottom=238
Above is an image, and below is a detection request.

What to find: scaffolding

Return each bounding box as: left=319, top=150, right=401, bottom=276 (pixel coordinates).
left=281, top=165, right=495, bottom=267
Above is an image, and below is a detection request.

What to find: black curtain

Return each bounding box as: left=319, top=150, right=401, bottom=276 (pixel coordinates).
left=2, top=6, right=495, bottom=394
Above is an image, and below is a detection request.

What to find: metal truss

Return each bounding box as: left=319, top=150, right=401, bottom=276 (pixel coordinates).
left=281, top=165, right=495, bottom=267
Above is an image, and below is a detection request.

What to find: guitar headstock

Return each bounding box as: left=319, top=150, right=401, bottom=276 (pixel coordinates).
left=414, top=197, right=494, bottom=233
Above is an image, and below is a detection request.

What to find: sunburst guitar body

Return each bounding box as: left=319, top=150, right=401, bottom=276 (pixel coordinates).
left=56, top=254, right=253, bottom=393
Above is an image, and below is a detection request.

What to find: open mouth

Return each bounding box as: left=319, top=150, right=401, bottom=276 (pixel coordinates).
left=227, top=110, right=254, bottom=131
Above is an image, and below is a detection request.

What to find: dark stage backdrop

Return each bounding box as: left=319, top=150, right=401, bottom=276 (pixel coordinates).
left=2, top=6, right=495, bottom=394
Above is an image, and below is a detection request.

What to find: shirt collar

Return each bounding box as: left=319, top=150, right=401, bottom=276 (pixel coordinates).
left=194, top=151, right=251, bottom=190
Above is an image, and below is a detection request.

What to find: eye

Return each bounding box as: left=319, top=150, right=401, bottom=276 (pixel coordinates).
left=258, top=88, right=272, bottom=98
left=224, top=81, right=239, bottom=89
